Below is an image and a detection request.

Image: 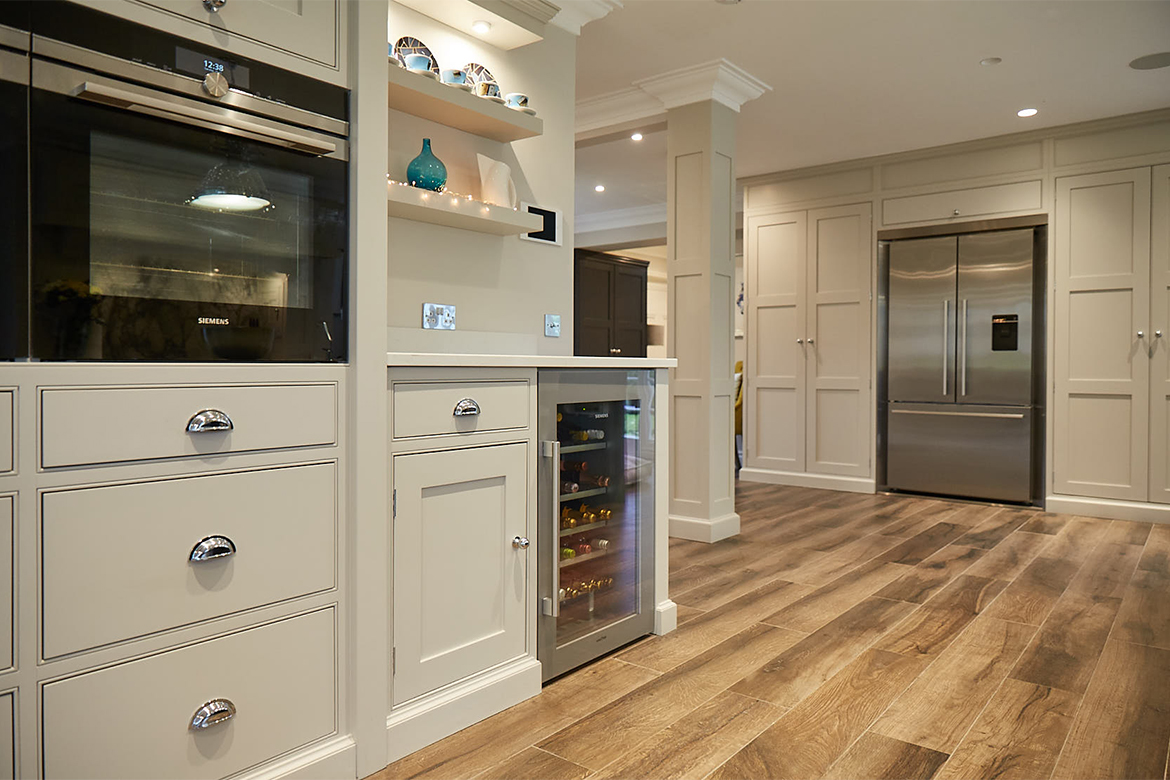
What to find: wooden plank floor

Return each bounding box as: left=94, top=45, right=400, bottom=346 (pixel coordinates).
left=372, top=482, right=1170, bottom=780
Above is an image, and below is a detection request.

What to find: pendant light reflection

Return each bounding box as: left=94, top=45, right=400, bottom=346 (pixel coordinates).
left=187, top=160, right=273, bottom=213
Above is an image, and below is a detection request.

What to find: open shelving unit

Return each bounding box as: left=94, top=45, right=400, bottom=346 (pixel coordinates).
left=386, top=182, right=542, bottom=235
left=387, top=63, right=543, bottom=143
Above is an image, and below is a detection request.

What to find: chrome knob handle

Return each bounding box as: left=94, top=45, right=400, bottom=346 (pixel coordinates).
left=202, top=0, right=227, bottom=11
left=453, top=398, right=480, bottom=417
left=186, top=409, right=233, bottom=433
left=953, top=209, right=960, bottom=216
left=609, top=347, right=623, bottom=354
left=1138, top=331, right=1145, bottom=339
left=189, top=535, right=237, bottom=563
left=1158, top=331, right=1164, bottom=339
left=807, top=338, right=815, bottom=345
left=202, top=72, right=229, bottom=98
left=189, top=698, right=235, bottom=730
left=796, top=338, right=804, bottom=344
left=512, top=536, right=530, bottom=549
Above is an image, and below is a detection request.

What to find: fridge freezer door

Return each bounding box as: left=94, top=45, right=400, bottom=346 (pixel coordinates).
left=957, top=229, right=1035, bottom=406
left=886, top=402, right=1032, bottom=502
left=888, top=236, right=957, bottom=403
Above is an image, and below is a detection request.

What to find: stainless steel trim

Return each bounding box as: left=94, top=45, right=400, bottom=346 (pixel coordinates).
left=0, top=25, right=29, bottom=55
left=452, top=398, right=481, bottom=417
left=0, top=47, right=28, bottom=85
left=877, top=214, right=1049, bottom=241
left=512, top=536, right=530, bottom=549
left=72, top=80, right=336, bottom=156
left=960, top=299, right=968, bottom=396
left=189, top=699, right=236, bottom=730
left=542, top=439, right=560, bottom=618
left=32, top=37, right=348, bottom=138
left=942, top=300, right=949, bottom=395
left=891, top=409, right=1026, bottom=419
left=186, top=409, right=234, bottom=433
left=189, top=535, right=237, bottom=562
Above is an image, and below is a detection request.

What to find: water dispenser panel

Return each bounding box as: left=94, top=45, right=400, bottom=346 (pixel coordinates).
left=992, top=314, right=1019, bottom=351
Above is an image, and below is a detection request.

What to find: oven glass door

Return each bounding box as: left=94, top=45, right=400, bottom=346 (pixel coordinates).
left=0, top=52, right=28, bottom=360
left=30, top=67, right=347, bottom=362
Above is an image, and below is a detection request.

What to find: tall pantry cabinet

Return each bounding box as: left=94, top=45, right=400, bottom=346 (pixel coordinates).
left=742, top=203, right=873, bottom=489
left=1053, top=164, right=1170, bottom=504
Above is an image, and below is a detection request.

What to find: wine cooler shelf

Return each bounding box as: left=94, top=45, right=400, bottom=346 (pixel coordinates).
left=558, top=579, right=615, bottom=603
left=560, top=486, right=606, bottom=502
left=559, top=548, right=609, bottom=568
left=560, top=442, right=606, bottom=454
left=560, top=518, right=610, bottom=538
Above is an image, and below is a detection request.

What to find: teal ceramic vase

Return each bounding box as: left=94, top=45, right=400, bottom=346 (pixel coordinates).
left=407, top=138, right=447, bottom=192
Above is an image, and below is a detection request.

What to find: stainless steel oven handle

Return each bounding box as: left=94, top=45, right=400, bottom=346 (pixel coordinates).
left=891, top=409, right=1025, bottom=419
left=72, top=81, right=337, bottom=156
left=542, top=440, right=561, bottom=618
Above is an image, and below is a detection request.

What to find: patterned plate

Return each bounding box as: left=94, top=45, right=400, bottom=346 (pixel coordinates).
left=393, top=36, right=439, bottom=75
left=464, top=62, right=499, bottom=94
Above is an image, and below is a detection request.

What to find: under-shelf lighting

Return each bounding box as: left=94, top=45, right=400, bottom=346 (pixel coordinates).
left=595, top=184, right=605, bottom=192
left=631, top=132, right=643, bottom=141
left=1017, top=107, right=1038, bottom=117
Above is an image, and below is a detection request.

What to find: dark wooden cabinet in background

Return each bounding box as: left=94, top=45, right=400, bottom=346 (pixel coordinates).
left=574, top=249, right=648, bottom=357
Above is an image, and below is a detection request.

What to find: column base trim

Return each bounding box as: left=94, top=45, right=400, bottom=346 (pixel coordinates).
left=654, top=599, right=678, bottom=635
left=739, top=468, right=875, bottom=495
left=669, top=511, right=740, bottom=543
left=1046, top=494, right=1170, bottom=524
left=240, top=735, right=356, bottom=780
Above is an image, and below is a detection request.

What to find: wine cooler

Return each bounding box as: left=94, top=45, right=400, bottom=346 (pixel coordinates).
left=537, top=369, right=655, bottom=681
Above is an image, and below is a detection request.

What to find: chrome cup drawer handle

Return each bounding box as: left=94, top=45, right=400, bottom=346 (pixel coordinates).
left=453, top=398, right=481, bottom=417
left=186, top=409, right=234, bottom=433
left=189, top=698, right=236, bottom=730
left=189, top=535, right=237, bottom=563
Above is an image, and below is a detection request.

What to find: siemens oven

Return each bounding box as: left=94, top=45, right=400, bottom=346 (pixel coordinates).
left=20, top=2, right=349, bottom=362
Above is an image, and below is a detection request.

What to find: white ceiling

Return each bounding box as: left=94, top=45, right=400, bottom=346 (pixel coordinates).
left=573, top=0, right=1170, bottom=225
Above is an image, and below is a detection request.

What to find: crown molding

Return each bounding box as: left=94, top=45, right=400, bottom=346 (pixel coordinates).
left=576, top=87, right=666, bottom=135
left=575, top=203, right=668, bottom=234
left=550, top=0, right=623, bottom=35
left=635, top=59, right=771, bottom=113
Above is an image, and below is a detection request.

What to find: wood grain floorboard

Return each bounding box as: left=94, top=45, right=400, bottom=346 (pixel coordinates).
left=1138, top=524, right=1170, bottom=574
left=586, top=691, right=783, bottom=780
left=875, top=574, right=1008, bottom=658
left=669, top=564, right=725, bottom=597
left=538, top=623, right=804, bottom=769
left=1017, top=513, right=1070, bottom=536
left=672, top=546, right=820, bottom=611
left=777, top=533, right=906, bottom=587
left=877, top=502, right=959, bottom=537
left=1112, top=569, right=1170, bottom=650
left=875, top=545, right=987, bottom=604
left=1051, top=639, right=1170, bottom=779
left=872, top=617, right=1035, bottom=753
left=822, top=732, right=950, bottom=780
left=962, top=531, right=1050, bottom=581
left=878, top=522, right=970, bottom=565
left=982, top=555, right=1081, bottom=626
left=954, top=509, right=1032, bottom=549
left=1009, top=591, right=1122, bottom=694
left=934, top=678, right=1079, bottom=780
left=762, top=561, right=912, bottom=633
left=475, top=748, right=588, bottom=780
left=1102, top=518, right=1153, bottom=546
left=736, top=596, right=918, bottom=707
left=1066, top=540, right=1142, bottom=600
left=675, top=604, right=705, bottom=625
left=1037, top=516, right=1111, bottom=564
left=709, top=649, right=928, bottom=780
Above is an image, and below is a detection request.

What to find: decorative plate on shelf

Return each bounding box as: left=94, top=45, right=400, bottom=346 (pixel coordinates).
left=393, top=36, right=439, bottom=76
left=464, top=62, right=500, bottom=95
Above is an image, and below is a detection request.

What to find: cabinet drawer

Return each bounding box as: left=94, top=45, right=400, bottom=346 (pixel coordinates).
left=0, top=392, right=11, bottom=474
left=0, top=692, right=12, bottom=780
left=0, top=497, right=9, bottom=672
left=43, top=608, right=336, bottom=780
left=41, top=384, right=336, bottom=468
left=882, top=180, right=1042, bottom=225
left=393, top=381, right=529, bottom=439
left=43, top=463, right=335, bottom=658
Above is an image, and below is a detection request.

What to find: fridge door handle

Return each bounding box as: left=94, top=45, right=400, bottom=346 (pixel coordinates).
left=942, top=300, right=949, bottom=396
left=960, top=299, right=969, bottom=396
left=891, top=409, right=1025, bottom=419
left=541, top=439, right=561, bottom=618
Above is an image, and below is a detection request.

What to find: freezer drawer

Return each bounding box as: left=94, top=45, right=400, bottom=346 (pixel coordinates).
left=886, top=403, right=1032, bottom=503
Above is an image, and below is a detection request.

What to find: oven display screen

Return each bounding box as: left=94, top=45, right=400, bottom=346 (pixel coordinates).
left=175, top=46, right=250, bottom=89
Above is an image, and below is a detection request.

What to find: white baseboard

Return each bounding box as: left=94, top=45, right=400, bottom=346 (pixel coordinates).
left=654, top=599, right=678, bottom=635
left=739, top=468, right=876, bottom=495
left=1045, top=494, right=1170, bottom=525
left=669, top=511, right=740, bottom=543
left=240, top=735, right=356, bottom=780
left=385, top=656, right=542, bottom=765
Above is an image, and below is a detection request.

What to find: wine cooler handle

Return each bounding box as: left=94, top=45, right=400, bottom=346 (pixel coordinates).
left=186, top=409, right=233, bottom=433
left=453, top=398, right=481, bottom=417
left=189, top=535, right=237, bottom=563
left=189, top=698, right=236, bottom=730
left=542, top=440, right=561, bottom=618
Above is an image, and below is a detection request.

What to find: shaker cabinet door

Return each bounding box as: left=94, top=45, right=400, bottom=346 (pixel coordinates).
left=392, top=443, right=529, bottom=705
left=1148, top=164, right=1170, bottom=504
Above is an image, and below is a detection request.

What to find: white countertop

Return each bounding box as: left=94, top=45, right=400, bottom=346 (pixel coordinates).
left=386, top=352, right=677, bottom=368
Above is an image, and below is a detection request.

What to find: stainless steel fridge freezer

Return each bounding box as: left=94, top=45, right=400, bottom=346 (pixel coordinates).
left=880, top=221, right=1046, bottom=504
left=537, top=368, right=655, bottom=682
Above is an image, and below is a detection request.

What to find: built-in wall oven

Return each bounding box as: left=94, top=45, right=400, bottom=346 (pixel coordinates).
left=0, top=8, right=29, bottom=361
left=8, top=2, right=349, bottom=362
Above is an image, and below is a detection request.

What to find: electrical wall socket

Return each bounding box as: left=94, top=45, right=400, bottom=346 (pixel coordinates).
left=544, top=314, right=561, bottom=337
left=422, top=303, right=456, bottom=330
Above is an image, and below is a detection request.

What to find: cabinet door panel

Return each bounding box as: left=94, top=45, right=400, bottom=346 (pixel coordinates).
left=1150, top=164, right=1170, bottom=503
left=613, top=265, right=647, bottom=358
left=746, top=212, right=806, bottom=472
left=1054, top=168, right=1151, bottom=500
left=575, top=257, right=615, bottom=356
left=393, top=443, right=528, bottom=704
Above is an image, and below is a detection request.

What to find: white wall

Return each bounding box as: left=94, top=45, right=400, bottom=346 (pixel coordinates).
left=386, top=4, right=576, bottom=355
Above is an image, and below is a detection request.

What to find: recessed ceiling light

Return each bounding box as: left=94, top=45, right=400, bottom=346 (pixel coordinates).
left=631, top=132, right=643, bottom=141
left=1130, top=52, right=1170, bottom=70
left=980, top=57, right=1002, bottom=66
left=1017, top=108, right=1038, bottom=118
left=595, top=184, right=605, bottom=193
left=471, top=20, right=492, bottom=34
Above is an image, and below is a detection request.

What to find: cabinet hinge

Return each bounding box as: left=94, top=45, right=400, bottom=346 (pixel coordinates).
left=392, top=489, right=397, bottom=519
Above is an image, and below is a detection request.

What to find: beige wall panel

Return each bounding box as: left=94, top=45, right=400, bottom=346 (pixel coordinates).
left=815, top=212, right=866, bottom=294
left=674, top=153, right=705, bottom=270
left=752, top=388, right=799, bottom=467
left=881, top=142, right=1043, bottom=190
left=0, top=497, right=9, bottom=673
left=713, top=272, right=732, bottom=369
left=0, top=692, right=11, bottom=780
left=882, top=180, right=1042, bottom=225
left=1067, top=290, right=1139, bottom=382
left=813, top=389, right=863, bottom=469
left=714, top=153, right=733, bottom=269
left=1054, top=120, right=1170, bottom=168
left=0, top=393, right=10, bottom=474
left=1065, top=395, right=1134, bottom=488
left=1068, top=181, right=1139, bottom=278
left=745, top=168, right=873, bottom=210
left=672, top=396, right=704, bottom=503
left=754, top=307, right=799, bottom=379
left=673, top=276, right=706, bottom=381
left=754, top=221, right=801, bottom=297
left=1149, top=164, right=1170, bottom=503
left=814, top=302, right=861, bottom=379
left=712, top=394, right=733, bottom=500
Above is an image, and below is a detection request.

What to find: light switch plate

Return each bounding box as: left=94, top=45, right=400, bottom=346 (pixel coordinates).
left=544, top=314, right=561, bottom=337
left=423, top=303, right=456, bottom=330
